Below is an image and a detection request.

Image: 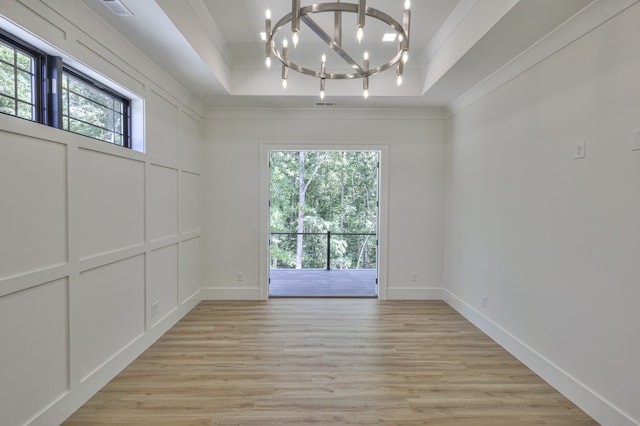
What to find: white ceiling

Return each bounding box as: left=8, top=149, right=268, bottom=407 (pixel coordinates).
left=83, top=0, right=593, bottom=109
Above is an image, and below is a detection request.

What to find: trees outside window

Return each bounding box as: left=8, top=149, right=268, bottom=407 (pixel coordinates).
left=62, top=70, right=128, bottom=146
left=0, top=37, right=36, bottom=121
left=0, top=31, right=130, bottom=147
left=270, top=151, right=379, bottom=270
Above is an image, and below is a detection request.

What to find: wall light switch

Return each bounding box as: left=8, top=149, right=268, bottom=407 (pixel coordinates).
left=574, top=140, right=586, bottom=159
left=633, top=130, right=640, bottom=151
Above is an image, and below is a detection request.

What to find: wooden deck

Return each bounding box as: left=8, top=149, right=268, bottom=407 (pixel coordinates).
left=269, top=269, right=377, bottom=297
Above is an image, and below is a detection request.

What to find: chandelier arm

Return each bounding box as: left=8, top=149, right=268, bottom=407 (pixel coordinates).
left=267, top=2, right=410, bottom=80
left=272, top=50, right=402, bottom=80
left=334, top=7, right=342, bottom=48
left=300, top=15, right=364, bottom=75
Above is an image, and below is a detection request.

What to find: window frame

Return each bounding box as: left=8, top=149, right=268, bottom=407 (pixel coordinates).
left=61, top=66, right=131, bottom=148
left=0, top=28, right=132, bottom=149
left=0, top=29, right=45, bottom=123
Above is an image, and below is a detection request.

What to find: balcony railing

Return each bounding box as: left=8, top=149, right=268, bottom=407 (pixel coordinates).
left=270, top=231, right=377, bottom=270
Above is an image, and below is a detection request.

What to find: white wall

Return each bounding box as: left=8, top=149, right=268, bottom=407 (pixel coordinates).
left=204, top=109, right=445, bottom=300
left=444, top=3, right=640, bottom=425
left=0, top=1, right=205, bottom=425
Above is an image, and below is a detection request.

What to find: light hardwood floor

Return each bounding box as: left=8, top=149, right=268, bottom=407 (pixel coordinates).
left=64, top=300, right=597, bottom=425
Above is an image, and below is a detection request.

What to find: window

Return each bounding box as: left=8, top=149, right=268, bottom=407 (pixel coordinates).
left=62, top=69, right=130, bottom=147
left=0, top=30, right=131, bottom=148
left=0, top=35, right=38, bottom=121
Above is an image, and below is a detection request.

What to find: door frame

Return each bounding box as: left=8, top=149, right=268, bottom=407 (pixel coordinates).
left=260, top=142, right=389, bottom=300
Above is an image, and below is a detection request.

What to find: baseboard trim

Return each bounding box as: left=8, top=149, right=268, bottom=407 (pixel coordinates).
left=201, top=286, right=262, bottom=300
left=31, top=292, right=203, bottom=426
left=385, top=287, right=443, bottom=300
left=443, top=289, right=637, bottom=426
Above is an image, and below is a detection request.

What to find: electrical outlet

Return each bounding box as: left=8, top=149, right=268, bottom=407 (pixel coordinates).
left=151, top=301, right=159, bottom=317
left=236, top=272, right=244, bottom=282
left=574, top=140, right=586, bottom=159
left=411, top=273, right=418, bottom=282
left=633, top=129, right=640, bottom=151
left=482, top=296, right=488, bottom=309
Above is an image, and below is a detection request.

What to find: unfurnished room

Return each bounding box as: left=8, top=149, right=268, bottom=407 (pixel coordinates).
left=0, top=0, right=638, bottom=425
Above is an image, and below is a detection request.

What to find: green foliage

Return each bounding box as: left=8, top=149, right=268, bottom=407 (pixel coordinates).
left=1, top=40, right=124, bottom=143
left=0, top=40, right=35, bottom=119
left=62, top=73, right=124, bottom=145
left=270, top=151, right=378, bottom=269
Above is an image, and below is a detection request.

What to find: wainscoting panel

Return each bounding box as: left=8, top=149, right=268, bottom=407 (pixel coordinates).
left=0, top=132, right=67, bottom=281
left=180, top=236, right=203, bottom=304
left=74, top=255, right=145, bottom=382
left=0, top=278, right=69, bottom=426
left=76, top=148, right=145, bottom=260
left=148, top=164, right=179, bottom=242
left=180, top=171, right=202, bottom=234
left=149, top=243, right=179, bottom=327
left=147, top=89, right=179, bottom=162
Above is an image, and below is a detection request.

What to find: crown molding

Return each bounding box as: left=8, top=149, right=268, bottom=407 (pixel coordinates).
left=445, top=0, right=639, bottom=118
left=205, top=106, right=446, bottom=121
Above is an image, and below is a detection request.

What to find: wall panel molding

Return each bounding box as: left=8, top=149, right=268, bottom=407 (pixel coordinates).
left=77, top=244, right=146, bottom=273
left=0, top=264, right=70, bottom=298
left=0, top=3, right=206, bottom=424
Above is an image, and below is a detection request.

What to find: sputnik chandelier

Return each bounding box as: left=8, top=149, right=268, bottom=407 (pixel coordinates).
left=264, top=0, right=411, bottom=99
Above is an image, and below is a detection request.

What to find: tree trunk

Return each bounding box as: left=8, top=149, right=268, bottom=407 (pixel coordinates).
left=295, top=152, right=329, bottom=269
left=296, top=152, right=305, bottom=269
left=340, top=152, right=345, bottom=232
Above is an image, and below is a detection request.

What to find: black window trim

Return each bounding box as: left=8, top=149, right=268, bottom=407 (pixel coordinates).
left=0, top=29, right=46, bottom=123
left=61, top=66, right=132, bottom=148
left=0, top=28, right=132, bottom=149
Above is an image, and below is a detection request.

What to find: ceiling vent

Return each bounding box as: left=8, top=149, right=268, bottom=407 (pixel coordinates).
left=100, top=0, right=133, bottom=16
left=315, top=101, right=335, bottom=107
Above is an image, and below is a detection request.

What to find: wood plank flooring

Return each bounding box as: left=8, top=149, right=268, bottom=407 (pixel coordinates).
left=63, top=300, right=597, bottom=425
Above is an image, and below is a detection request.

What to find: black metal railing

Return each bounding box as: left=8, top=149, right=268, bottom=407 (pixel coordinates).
left=270, top=231, right=377, bottom=270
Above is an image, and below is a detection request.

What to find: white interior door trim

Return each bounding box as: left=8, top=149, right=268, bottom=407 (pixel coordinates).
left=259, top=142, right=389, bottom=300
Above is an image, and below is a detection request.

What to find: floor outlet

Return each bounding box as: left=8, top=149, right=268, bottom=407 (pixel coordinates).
left=236, top=272, right=244, bottom=282
left=411, top=273, right=418, bottom=282
left=482, top=296, right=488, bottom=309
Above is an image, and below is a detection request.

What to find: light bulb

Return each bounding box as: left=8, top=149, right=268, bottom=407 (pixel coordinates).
left=397, top=75, right=403, bottom=86
left=321, top=54, right=326, bottom=63
left=363, top=51, right=369, bottom=60
left=363, top=89, right=369, bottom=99
left=320, top=90, right=325, bottom=100
left=282, top=79, right=288, bottom=89
left=265, top=56, right=271, bottom=69
left=402, top=51, right=409, bottom=64
left=356, top=26, right=364, bottom=43
left=283, top=38, right=288, bottom=48
left=266, top=9, right=271, bottom=19
left=292, top=31, right=299, bottom=47
left=404, top=0, right=411, bottom=10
